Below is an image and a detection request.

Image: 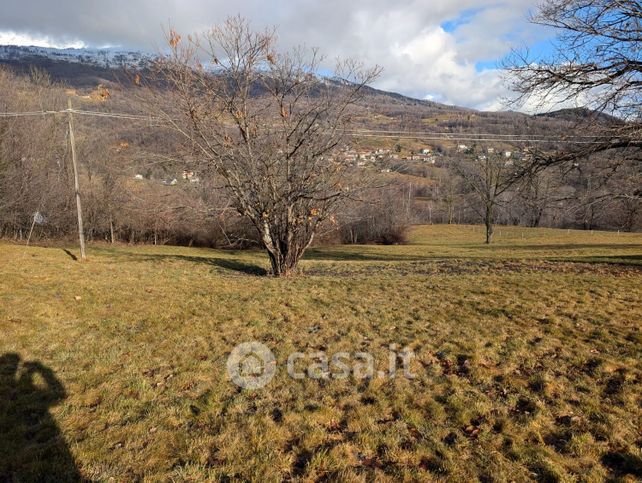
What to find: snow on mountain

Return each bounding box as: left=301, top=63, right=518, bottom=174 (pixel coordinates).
left=0, top=45, right=154, bottom=69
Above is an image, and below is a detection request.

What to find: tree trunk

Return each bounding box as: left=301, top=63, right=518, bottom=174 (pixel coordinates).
left=264, top=235, right=311, bottom=277
left=267, top=247, right=299, bottom=277
left=259, top=217, right=316, bottom=277
left=109, top=215, right=115, bottom=244
left=485, top=205, right=494, bottom=244
left=532, top=208, right=543, bottom=228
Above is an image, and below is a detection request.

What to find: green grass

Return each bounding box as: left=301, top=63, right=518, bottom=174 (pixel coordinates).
left=1, top=225, right=641, bottom=481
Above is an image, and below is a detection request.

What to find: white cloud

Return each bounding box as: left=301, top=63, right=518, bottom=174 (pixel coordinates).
left=0, top=30, right=86, bottom=49
left=0, top=0, right=552, bottom=111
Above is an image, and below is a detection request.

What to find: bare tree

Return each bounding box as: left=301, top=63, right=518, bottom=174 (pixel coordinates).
left=503, top=0, right=642, bottom=231
left=145, top=17, right=380, bottom=275
left=0, top=68, right=70, bottom=241
left=506, top=0, right=641, bottom=159
left=514, top=166, right=565, bottom=227
left=452, top=149, right=526, bottom=243
left=337, top=183, right=410, bottom=245
left=436, top=172, right=462, bottom=225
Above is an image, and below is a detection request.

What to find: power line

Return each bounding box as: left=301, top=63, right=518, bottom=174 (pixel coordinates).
left=0, top=108, right=615, bottom=144
left=0, top=108, right=159, bottom=121
left=0, top=110, right=64, bottom=118
left=70, top=110, right=613, bottom=142
left=72, top=109, right=160, bottom=122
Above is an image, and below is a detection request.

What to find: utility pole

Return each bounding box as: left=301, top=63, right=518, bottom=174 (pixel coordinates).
left=68, top=98, right=86, bottom=260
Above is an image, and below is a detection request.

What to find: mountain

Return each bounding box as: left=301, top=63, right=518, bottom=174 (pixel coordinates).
left=0, top=45, right=154, bottom=88
left=0, top=45, right=466, bottom=107
left=0, top=44, right=594, bottom=142
left=535, top=107, right=621, bottom=126
left=0, top=45, right=152, bottom=69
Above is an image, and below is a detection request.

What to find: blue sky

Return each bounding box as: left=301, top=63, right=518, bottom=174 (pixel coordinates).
left=441, top=7, right=557, bottom=74
left=441, top=7, right=487, bottom=33
left=0, top=0, right=555, bottom=111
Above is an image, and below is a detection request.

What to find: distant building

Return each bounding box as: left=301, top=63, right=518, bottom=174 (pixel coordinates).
left=343, top=153, right=357, bottom=162
left=181, top=171, right=200, bottom=183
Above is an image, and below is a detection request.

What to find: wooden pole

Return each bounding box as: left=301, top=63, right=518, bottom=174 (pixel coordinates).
left=25, top=213, right=37, bottom=246
left=68, top=98, right=86, bottom=260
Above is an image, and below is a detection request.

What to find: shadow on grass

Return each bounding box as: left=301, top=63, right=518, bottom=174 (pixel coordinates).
left=304, top=248, right=429, bottom=262
left=601, top=451, right=642, bottom=478
left=62, top=249, right=78, bottom=261
left=96, top=250, right=269, bottom=276
left=90, top=243, right=642, bottom=272
left=306, top=243, right=642, bottom=262
left=197, top=256, right=268, bottom=275
left=0, top=353, right=80, bottom=482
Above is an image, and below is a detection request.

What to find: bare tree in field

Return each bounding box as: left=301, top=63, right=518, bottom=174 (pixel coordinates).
left=437, top=172, right=462, bottom=225
left=452, top=149, right=525, bottom=244
left=514, top=166, right=564, bottom=227
left=506, top=0, right=641, bottom=159
left=147, top=17, right=380, bottom=276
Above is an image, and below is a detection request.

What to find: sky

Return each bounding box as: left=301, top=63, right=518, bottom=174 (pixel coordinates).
left=0, top=0, right=556, bottom=111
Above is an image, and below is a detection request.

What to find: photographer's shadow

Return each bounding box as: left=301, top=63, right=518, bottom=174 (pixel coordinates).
left=0, top=353, right=80, bottom=482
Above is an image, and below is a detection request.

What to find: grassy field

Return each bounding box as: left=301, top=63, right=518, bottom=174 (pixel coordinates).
left=1, top=225, right=641, bottom=481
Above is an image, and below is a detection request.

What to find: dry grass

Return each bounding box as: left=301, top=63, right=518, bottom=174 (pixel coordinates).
left=1, top=225, right=641, bottom=481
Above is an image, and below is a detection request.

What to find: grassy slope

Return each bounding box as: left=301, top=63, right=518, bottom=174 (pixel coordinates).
left=1, top=226, right=641, bottom=481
